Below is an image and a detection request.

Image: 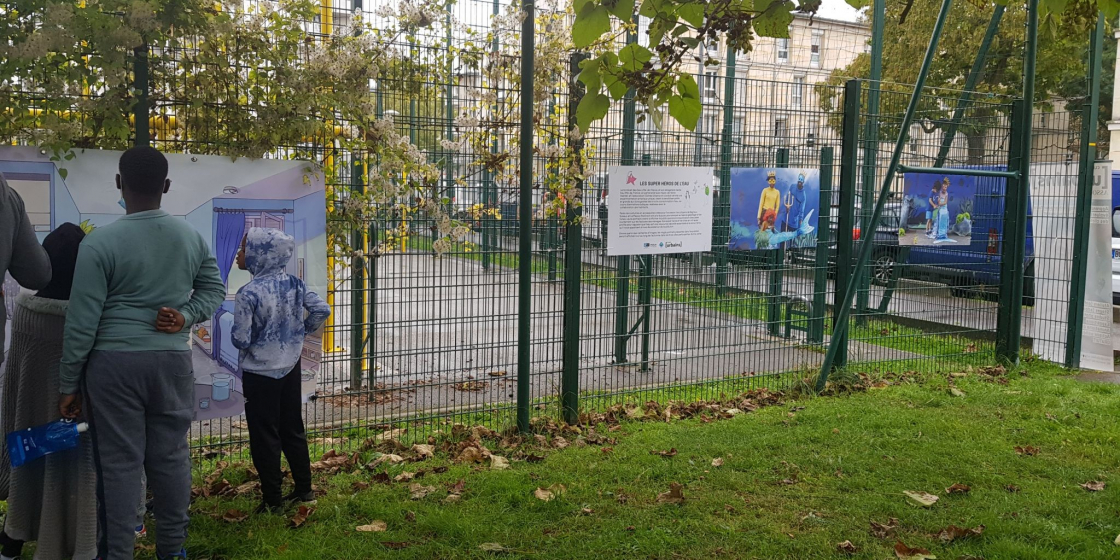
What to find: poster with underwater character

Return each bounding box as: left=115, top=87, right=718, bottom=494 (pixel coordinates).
left=728, top=168, right=820, bottom=251
left=901, top=173, right=977, bottom=246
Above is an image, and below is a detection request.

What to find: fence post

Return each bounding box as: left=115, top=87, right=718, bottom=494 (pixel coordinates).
left=350, top=159, right=366, bottom=390
left=1064, top=14, right=1105, bottom=369
left=996, top=100, right=1028, bottom=363
left=715, top=45, right=737, bottom=296
left=855, top=0, right=884, bottom=324
left=562, top=55, right=587, bottom=425
left=516, top=0, right=536, bottom=434
left=996, top=0, right=1039, bottom=365
left=809, top=147, right=834, bottom=344
left=133, top=45, right=150, bottom=147
left=614, top=21, right=637, bottom=365
left=481, top=0, right=501, bottom=271
left=766, top=148, right=790, bottom=337
left=830, top=80, right=861, bottom=374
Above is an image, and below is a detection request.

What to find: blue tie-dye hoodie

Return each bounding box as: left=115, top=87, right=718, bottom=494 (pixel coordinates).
left=232, top=227, right=331, bottom=378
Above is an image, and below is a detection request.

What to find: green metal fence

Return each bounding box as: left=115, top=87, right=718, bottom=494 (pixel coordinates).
left=0, top=0, right=1103, bottom=463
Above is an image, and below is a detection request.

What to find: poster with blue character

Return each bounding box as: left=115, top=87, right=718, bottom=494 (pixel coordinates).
left=729, top=168, right=820, bottom=250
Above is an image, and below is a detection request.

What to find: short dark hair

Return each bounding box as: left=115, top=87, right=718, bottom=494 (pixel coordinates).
left=118, top=146, right=168, bottom=196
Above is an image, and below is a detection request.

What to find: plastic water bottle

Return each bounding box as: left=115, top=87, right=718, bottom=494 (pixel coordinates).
left=6, top=419, right=89, bottom=468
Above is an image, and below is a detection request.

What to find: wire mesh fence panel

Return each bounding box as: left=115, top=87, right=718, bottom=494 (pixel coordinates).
left=0, top=0, right=1096, bottom=465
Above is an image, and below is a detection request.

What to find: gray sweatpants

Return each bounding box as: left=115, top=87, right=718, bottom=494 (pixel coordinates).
left=85, top=350, right=193, bottom=559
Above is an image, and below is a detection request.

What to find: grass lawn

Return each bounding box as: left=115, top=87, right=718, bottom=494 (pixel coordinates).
left=182, top=361, right=1120, bottom=559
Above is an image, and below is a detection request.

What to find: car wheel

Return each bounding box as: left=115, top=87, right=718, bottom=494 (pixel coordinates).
left=871, top=250, right=895, bottom=287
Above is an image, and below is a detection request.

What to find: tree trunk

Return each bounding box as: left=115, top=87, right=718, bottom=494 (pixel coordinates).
left=966, top=131, right=986, bottom=165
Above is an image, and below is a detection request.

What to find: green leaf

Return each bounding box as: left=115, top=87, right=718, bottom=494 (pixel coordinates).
left=676, top=74, right=700, bottom=100
left=650, top=107, right=664, bottom=129
left=680, top=36, right=700, bottom=49
left=576, top=92, right=611, bottom=132
left=606, top=0, right=636, bottom=20
left=59, top=168, right=68, bottom=180
left=578, top=62, right=603, bottom=95
left=603, top=72, right=630, bottom=100
left=619, top=43, right=653, bottom=72
left=678, top=3, right=705, bottom=27
left=638, top=0, right=672, bottom=18
left=573, top=3, right=612, bottom=48
left=843, top=0, right=870, bottom=9
left=668, top=94, right=701, bottom=130
left=753, top=0, right=794, bottom=38
left=648, top=19, right=669, bottom=45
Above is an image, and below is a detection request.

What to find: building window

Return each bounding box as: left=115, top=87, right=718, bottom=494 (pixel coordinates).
left=792, top=76, right=805, bottom=107
left=775, top=117, right=789, bottom=145
left=811, top=30, right=823, bottom=68
left=909, top=124, right=921, bottom=152
left=706, top=38, right=719, bottom=57
left=807, top=117, right=819, bottom=146
left=777, top=38, right=789, bottom=64
left=704, top=112, right=719, bottom=136
left=704, top=71, right=718, bottom=99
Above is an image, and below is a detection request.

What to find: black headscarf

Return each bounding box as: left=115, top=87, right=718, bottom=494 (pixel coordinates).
left=36, top=223, right=85, bottom=301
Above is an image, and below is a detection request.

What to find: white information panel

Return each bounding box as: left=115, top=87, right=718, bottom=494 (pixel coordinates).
left=1079, top=161, right=1114, bottom=372
left=606, top=166, right=714, bottom=256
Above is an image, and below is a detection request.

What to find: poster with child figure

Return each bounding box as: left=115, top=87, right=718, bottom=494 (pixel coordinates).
left=729, top=168, right=820, bottom=251
left=0, top=147, right=327, bottom=422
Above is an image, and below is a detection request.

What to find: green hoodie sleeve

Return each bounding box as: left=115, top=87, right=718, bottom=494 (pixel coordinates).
left=59, top=243, right=108, bottom=394
left=180, top=248, right=225, bottom=327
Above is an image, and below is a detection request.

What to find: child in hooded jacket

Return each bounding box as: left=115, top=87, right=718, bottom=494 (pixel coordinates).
left=232, top=227, right=330, bottom=513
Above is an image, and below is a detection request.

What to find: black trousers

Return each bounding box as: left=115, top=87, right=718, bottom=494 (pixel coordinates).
left=242, top=362, right=312, bottom=505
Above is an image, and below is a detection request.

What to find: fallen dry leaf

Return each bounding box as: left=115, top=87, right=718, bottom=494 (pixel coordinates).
left=945, top=483, right=971, bottom=495
left=534, top=487, right=556, bottom=502
left=580, top=507, right=594, bottom=515
left=903, top=490, right=939, bottom=507
left=1014, top=445, right=1039, bottom=456
left=1005, top=484, right=1021, bottom=493
left=936, top=524, right=984, bottom=543
left=289, top=505, right=315, bottom=528
left=1081, top=481, right=1105, bottom=492
left=486, top=370, right=507, bottom=377
left=552, top=437, right=570, bottom=449
left=411, top=444, right=434, bottom=459
left=443, top=494, right=461, bottom=504
left=870, top=518, right=900, bottom=539
left=836, top=540, right=858, bottom=555
left=894, top=540, right=936, bottom=559
left=222, top=509, right=248, bottom=523
left=352, top=481, right=371, bottom=492
left=711, top=457, right=724, bottom=467
left=1114, top=533, right=1120, bottom=546
left=408, top=484, right=436, bottom=500
left=526, top=454, right=545, bottom=463
left=457, top=446, right=486, bottom=464
left=478, top=542, right=508, bottom=553
left=356, top=520, right=388, bottom=533
left=368, top=453, right=405, bottom=468
left=949, top=387, right=966, bottom=398
left=656, top=482, right=686, bottom=504
left=490, top=455, right=510, bottom=470
left=394, top=472, right=416, bottom=482
left=651, top=448, right=678, bottom=458
left=448, top=479, right=466, bottom=494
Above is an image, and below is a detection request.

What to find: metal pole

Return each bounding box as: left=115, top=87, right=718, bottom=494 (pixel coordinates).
left=810, top=147, right=834, bottom=344
left=818, top=0, right=955, bottom=390
left=995, top=0, right=1038, bottom=364
left=933, top=5, right=1005, bottom=167
left=350, top=159, right=365, bottom=390
left=856, top=0, right=884, bottom=322
left=832, top=81, right=860, bottom=369
left=768, top=148, right=789, bottom=337
left=716, top=44, right=737, bottom=296
left=562, top=54, right=586, bottom=426
left=615, top=20, right=637, bottom=365
left=516, top=0, right=535, bottom=434
left=482, top=0, right=501, bottom=271
left=1064, top=12, right=1104, bottom=368
left=445, top=1, right=455, bottom=206
left=368, top=86, right=383, bottom=392
left=547, top=96, right=559, bottom=282
left=133, top=45, right=150, bottom=147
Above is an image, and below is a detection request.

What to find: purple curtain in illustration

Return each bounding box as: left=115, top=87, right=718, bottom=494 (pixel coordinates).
left=215, top=211, right=246, bottom=285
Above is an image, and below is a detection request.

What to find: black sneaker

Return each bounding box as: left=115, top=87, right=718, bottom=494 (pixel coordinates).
left=282, top=490, right=317, bottom=506
left=254, top=500, right=285, bottom=515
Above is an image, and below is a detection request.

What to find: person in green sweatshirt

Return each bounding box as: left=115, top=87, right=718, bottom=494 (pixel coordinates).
left=58, top=146, right=224, bottom=560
